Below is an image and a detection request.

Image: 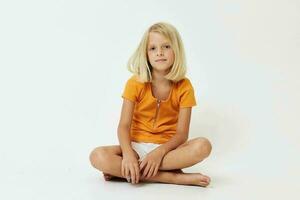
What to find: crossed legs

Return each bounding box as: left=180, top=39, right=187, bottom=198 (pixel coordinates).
left=89, top=137, right=212, bottom=187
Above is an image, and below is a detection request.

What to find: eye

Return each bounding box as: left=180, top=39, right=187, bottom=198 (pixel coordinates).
left=163, top=45, right=171, bottom=49
left=149, top=47, right=156, bottom=51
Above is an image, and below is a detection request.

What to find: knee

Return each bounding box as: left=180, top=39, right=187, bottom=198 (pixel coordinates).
left=89, top=147, right=108, bottom=171
left=192, top=137, right=212, bottom=160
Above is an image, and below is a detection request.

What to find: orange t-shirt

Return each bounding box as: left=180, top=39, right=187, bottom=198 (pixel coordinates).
left=121, top=75, right=197, bottom=144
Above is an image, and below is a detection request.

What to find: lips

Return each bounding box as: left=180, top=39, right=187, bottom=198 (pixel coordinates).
left=155, top=59, right=167, bottom=62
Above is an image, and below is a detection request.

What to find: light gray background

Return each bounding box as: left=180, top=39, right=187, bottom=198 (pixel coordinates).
left=0, top=0, right=299, bottom=199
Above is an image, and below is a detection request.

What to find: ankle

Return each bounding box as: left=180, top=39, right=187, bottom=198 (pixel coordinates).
left=170, top=172, right=181, bottom=183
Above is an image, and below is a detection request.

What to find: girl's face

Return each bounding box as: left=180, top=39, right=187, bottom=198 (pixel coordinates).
left=147, top=32, right=175, bottom=73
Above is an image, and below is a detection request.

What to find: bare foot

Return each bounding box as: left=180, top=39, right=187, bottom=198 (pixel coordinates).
left=102, top=172, right=115, bottom=181
left=102, top=171, right=184, bottom=182
left=176, top=173, right=211, bottom=187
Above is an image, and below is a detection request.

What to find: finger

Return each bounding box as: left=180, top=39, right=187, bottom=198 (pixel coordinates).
left=141, top=163, right=148, bottom=178
left=134, top=164, right=140, bottom=183
left=142, top=163, right=151, bottom=178
left=153, top=164, right=159, bottom=177
left=130, top=166, right=136, bottom=184
left=121, top=164, right=125, bottom=178
left=139, top=159, right=146, bottom=171
left=146, top=164, right=155, bottom=179
left=125, top=166, right=130, bottom=182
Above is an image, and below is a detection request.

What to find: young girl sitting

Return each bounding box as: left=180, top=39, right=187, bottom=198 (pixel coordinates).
left=90, top=22, right=212, bottom=187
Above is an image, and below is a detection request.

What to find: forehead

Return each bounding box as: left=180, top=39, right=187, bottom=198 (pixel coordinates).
left=148, top=32, right=170, bottom=45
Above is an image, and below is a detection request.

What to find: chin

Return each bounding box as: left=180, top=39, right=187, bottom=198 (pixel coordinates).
left=153, top=68, right=171, bottom=73
left=153, top=64, right=171, bottom=71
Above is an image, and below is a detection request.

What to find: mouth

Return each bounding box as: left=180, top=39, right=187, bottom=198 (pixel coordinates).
left=155, top=59, right=167, bottom=62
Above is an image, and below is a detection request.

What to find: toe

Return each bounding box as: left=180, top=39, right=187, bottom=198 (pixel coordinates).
left=200, top=175, right=210, bottom=183
left=200, top=182, right=209, bottom=187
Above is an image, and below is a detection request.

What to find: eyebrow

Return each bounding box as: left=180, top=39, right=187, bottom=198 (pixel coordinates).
left=148, top=42, right=170, bottom=46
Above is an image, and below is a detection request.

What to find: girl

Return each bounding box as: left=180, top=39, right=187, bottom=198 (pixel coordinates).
left=89, top=22, right=212, bottom=187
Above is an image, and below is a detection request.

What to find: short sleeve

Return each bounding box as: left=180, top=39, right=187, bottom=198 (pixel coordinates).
left=178, top=79, right=197, bottom=108
left=121, top=76, right=142, bottom=103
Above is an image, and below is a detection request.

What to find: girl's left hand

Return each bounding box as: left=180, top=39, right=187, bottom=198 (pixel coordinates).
left=139, top=148, right=165, bottom=179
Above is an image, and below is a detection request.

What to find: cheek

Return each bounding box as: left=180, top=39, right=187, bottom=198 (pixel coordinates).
left=168, top=51, right=175, bottom=62
left=148, top=53, right=155, bottom=62
left=147, top=52, right=152, bottom=59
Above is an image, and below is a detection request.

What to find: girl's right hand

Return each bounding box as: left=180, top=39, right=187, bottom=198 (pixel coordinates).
left=121, top=151, right=140, bottom=184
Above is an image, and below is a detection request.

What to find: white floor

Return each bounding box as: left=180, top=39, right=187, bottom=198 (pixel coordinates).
left=85, top=151, right=300, bottom=200
left=1, top=134, right=299, bottom=200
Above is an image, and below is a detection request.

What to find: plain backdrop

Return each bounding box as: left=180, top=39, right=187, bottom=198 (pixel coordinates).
left=0, top=0, right=299, bottom=199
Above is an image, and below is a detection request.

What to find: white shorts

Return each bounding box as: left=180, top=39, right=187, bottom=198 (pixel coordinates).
left=131, top=141, right=161, bottom=161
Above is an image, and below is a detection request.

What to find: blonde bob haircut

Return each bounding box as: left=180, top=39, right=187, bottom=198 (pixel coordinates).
left=127, top=22, right=187, bottom=83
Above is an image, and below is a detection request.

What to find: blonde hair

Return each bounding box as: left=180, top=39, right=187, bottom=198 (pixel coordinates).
left=127, top=22, right=187, bottom=83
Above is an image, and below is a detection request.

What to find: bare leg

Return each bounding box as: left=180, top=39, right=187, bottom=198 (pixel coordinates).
left=103, top=169, right=183, bottom=181
left=159, top=137, right=212, bottom=170
left=89, top=144, right=211, bottom=187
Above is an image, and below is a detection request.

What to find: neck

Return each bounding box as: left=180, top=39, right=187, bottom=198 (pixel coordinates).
left=151, top=69, right=172, bottom=87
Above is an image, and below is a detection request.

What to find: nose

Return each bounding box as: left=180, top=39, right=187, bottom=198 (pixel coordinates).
left=157, top=48, right=164, bottom=56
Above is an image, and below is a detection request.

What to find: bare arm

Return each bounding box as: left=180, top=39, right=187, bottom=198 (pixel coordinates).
left=117, top=98, right=141, bottom=184
left=117, top=98, right=136, bottom=156
left=157, top=107, right=192, bottom=155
